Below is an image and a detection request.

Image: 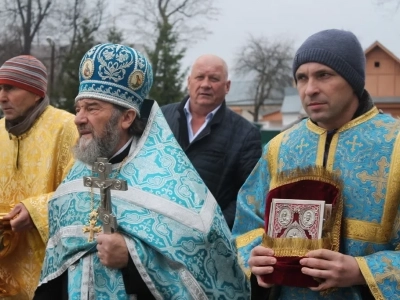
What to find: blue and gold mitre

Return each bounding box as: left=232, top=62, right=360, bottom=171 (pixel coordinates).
left=75, top=43, right=153, bottom=114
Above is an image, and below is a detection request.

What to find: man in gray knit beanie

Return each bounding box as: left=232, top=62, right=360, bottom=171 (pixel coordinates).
left=293, top=29, right=366, bottom=99
left=290, top=29, right=374, bottom=131
left=240, top=29, right=400, bottom=300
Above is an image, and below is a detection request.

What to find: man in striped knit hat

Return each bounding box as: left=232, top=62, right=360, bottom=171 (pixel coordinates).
left=0, top=55, right=78, bottom=299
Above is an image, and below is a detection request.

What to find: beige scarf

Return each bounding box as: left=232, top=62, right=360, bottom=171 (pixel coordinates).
left=6, top=96, right=50, bottom=136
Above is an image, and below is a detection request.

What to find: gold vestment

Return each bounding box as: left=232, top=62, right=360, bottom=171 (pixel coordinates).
left=0, top=106, right=77, bottom=299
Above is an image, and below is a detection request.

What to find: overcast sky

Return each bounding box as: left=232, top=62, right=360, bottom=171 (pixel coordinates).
left=112, top=0, right=400, bottom=79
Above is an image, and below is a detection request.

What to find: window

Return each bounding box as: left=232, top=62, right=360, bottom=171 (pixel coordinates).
left=374, top=61, right=380, bottom=68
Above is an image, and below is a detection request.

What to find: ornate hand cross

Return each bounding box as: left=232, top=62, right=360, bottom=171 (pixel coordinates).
left=83, top=158, right=128, bottom=235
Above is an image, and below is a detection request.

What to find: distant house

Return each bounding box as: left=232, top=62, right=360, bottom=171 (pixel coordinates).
left=225, top=80, right=284, bottom=122
left=365, top=41, right=400, bottom=117
left=261, top=87, right=305, bottom=131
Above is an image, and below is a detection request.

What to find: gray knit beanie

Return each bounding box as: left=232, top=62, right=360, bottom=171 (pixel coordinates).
left=293, top=29, right=366, bottom=99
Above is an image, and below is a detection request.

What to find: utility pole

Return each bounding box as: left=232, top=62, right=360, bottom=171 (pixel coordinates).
left=46, top=36, right=55, bottom=98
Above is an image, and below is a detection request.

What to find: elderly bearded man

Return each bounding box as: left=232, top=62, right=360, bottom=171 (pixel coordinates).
left=34, top=43, right=250, bottom=300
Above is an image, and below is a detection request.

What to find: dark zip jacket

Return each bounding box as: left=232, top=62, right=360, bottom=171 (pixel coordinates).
left=161, top=96, right=262, bottom=229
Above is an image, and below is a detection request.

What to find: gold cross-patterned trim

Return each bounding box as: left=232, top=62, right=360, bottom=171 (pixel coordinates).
left=344, top=132, right=400, bottom=243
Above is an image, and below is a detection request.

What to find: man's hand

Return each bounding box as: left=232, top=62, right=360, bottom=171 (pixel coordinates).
left=300, top=249, right=366, bottom=291
left=96, top=233, right=129, bottom=269
left=3, top=203, right=34, bottom=232
left=248, top=246, right=276, bottom=288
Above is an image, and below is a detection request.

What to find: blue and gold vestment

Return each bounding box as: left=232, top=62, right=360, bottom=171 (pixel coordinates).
left=39, top=101, right=250, bottom=299
left=233, top=107, right=400, bottom=299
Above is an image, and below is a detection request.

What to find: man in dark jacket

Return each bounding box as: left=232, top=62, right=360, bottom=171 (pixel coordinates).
left=162, top=54, right=262, bottom=229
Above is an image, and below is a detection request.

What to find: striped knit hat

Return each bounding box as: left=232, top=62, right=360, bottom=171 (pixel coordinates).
left=0, top=55, right=47, bottom=98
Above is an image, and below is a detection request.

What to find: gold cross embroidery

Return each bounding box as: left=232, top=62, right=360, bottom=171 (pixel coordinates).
left=345, top=135, right=363, bottom=152
left=282, top=125, right=299, bottom=144
left=295, top=138, right=309, bottom=155
left=375, top=257, right=400, bottom=289
left=373, top=120, right=400, bottom=142
left=357, top=157, right=389, bottom=203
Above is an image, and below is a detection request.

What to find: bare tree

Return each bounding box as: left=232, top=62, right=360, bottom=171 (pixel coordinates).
left=122, top=0, right=219, bottom=103
left=0, top=25, right=22, bottom=62
left=374, top=0, right=400, bottom=11
left=234, top=36, right=294, bottom=122
left=52, top=0, right=105, bottom=53
left=50, top=0, right=106, bottom=109
left=0, top=0, right=52, bottom=54
left=0, top=0, right=107, bottom=59
left=123, top=0, right=219, bottom=45
left=0, top=0, right=107, bottom=107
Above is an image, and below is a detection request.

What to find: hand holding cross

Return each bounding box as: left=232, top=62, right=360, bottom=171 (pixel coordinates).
left=83, top=158, right=128, bottom=236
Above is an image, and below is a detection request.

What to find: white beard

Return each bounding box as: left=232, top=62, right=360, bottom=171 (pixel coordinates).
left=77, top=135, right=93, bottom=149
left=73, top=107, right=123, bottom=165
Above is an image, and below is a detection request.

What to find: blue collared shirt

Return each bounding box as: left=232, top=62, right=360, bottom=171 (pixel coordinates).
left=184, top=99, right=221, bottom=143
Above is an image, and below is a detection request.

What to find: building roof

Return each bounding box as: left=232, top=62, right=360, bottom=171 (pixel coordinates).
left=283, top=86, right=298, bottom=96
left=281, top=95, right=302, bottom=113
left=225, top=81, right=253, bottom=104
left=280, top=87, right=301, bottom=113
left=280, top=87, right=306, bottom=115
left=225, top=80, right=284, bottom=106
left=372, top=96, right=400, bottom=103
left=364, top=41, right=400, bottom=64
